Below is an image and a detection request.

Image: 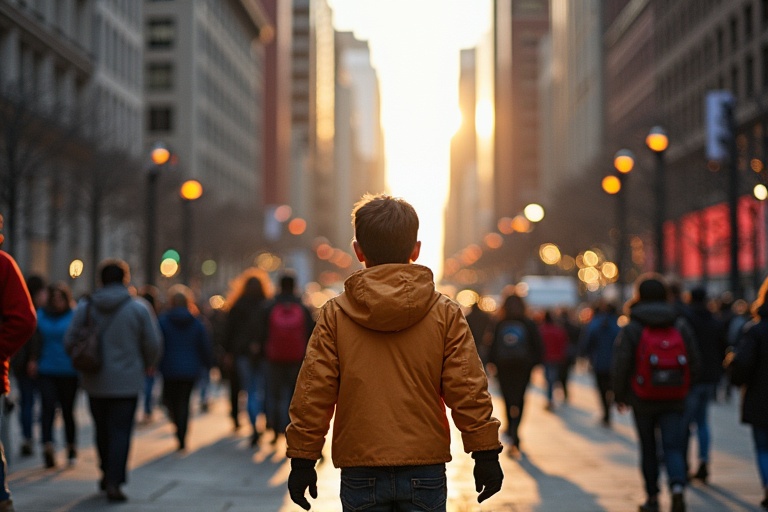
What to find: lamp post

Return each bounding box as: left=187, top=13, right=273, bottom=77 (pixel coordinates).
left=145, top=143, right=171, bottom=286
left=646, top=126, right=669, bottom=273
left=603, top=149, right=635, bottom=304
left=179, top=179, right=203, bottom=284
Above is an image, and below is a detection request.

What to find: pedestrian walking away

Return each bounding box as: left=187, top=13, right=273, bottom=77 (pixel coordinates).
left=10, top=274, right=45, bottom=459
left=579, top=301, right=621, bottom=427
left=222, top=269, right=272, bottom=446
left=726, top=274, right=768, bottom=510
left=64, top=259, right=162, bottom=503
left=681, top=287, right=726, bottom=484
left=157, top=285, right=214, bottom=451
left=612, top=273, right=701, bottom=512
left=487, top=293, right=543, bottom=457
left=286, top=194, right=503, bottom=511
left=261, top=273, right=314, bottom=445
left=539, top=309, right=570, bottom=411
left=34, top=282, right=79, bottom=469
left=0, top=241, right=38, bottom=512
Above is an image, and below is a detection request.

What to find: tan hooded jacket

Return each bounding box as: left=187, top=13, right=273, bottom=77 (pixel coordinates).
left=286, top=264, right=501, bottom=468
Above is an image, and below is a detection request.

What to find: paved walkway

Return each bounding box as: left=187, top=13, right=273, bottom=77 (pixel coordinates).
left=4, top=367, right=765, bottom=511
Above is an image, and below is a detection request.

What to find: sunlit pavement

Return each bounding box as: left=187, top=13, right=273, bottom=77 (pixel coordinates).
left=5, top=367, right=764, bottom=511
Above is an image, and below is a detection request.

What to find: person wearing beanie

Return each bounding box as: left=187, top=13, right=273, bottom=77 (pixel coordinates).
left=612, top=273, right=700, bottom=512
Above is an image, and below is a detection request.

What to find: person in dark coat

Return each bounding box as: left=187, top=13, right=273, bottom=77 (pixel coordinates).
left=579, top=301, right=621, bottom=427
left=10, top=274, right=45, bottom=457
left=681, top=287, right=726, bottom=484
left=726, top=276, right=768, bottom=511
left=612, top=274, right=700, bottom=512
left=157, top=285, right=213, bottom=451
left=487, top=293, right=543, bottom=458
left=223, top=269, right=272, bottom=446
left=466, top=296, right=493, bottom=364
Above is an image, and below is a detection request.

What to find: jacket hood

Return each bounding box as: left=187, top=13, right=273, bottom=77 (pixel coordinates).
left=629, top=301, right=678, bottom=327
left=164, top=307, right=196, bottom=327
left=90, top=284, right=132, bottom=312
left=336, top=264, right=440, bottom=332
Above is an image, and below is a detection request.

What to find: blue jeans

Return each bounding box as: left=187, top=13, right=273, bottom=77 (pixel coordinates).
left=632, top=408, right=687, bottom=497
left=340, top=464, right=447, bottom=512
left=682, top=383, right=715, bottom=465
left=235, top=357, right=266, bottom=429
left=0, top=396, right=11, bottom=501
left=752, top=425, right=768, bottom=487
left=16, top=373, right=38, bottom=442
left=544, top=363, right=560, bottom=402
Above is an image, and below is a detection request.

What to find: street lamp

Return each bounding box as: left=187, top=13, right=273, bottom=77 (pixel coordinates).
left=145, top=143, right=171, bottom=286
left=603, top=149, right=635, bottom=304
left=646, top=126, right=668, bottom=273
left=180, top=179, right=203, bottom=284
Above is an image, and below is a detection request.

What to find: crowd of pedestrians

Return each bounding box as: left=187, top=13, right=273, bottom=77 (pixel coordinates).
left=3, top=193, right=768, bottom=512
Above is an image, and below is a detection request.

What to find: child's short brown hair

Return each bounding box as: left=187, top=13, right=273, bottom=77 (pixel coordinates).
left=352, top=194, right=419, bottom=265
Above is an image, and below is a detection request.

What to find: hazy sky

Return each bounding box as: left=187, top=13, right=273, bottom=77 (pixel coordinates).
left=327, top=0, right=492, bottom=277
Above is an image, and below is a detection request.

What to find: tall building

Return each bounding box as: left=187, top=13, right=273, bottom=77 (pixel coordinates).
left=289, top=0, right=335, bottom=283
left=494, top=0, right=550, bottom=219
left=262, top=0, right=292, bottom=210
left=144, top=0, right=270, bottom=206
left=0, top=0, right=144, bottom=286
left=334, top=31, right=384, bottom=250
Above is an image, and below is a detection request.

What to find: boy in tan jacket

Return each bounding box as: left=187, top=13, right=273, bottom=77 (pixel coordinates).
left=286, top=194, right=503, bottom=511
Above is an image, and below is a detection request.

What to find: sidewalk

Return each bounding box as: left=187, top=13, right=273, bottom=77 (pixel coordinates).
left=4, top=368, right=765, bottom=511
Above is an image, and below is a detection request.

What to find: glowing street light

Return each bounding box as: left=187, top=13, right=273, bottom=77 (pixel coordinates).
left=145, top=142, right=171, bottom=286
left=646, top=126, right=668, bottom=273
left=523, top=203, right=545, bottom=223
left=180, top=179, right=203, bottom=284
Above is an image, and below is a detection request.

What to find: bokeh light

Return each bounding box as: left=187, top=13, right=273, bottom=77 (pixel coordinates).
left=201, top=259, right=217, bottom=276
left=69, top=259, right=84, bottom=279
left=160, top=258, right=179, bottom=277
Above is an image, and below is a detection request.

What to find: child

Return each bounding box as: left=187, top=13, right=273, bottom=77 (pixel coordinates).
left=286, top=194, right=503, bottom=511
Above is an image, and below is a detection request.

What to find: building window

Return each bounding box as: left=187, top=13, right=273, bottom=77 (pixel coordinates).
left=763, top=0, right=768, bottom=30
left=730, top=16, right=738, bottom=51
left=148, top=106, right=173, bottom=131
left=147, top=62, right=173, bottom=90
left=147, top=18, right=175, bottom=49
left=746, top=54, right=755, bottom=97
left=762, top=45, right=768, bottom=90
left=717, top=28, right=724, bottom=62
left=745, top=4, right=754, bottom=42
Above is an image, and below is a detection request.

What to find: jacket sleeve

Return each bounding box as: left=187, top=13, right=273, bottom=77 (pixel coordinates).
left=527, top=319, right=545, bottom=365
left=676, top=317, right=701, bottom=384
left=729, top=324, right=759, bottom=386
left=0, top=252, right=37, bottom=361
left=285, top=302, right=339, bottom=461
left=196, top=320, right=215, bottom=370
left=441, top=304, right=502, bottom=453
left=138, top=300, right=163, bottom=368
left=611, top=322, right=638, bottom=405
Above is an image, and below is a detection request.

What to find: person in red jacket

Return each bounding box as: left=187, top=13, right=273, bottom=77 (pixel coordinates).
left=0, top=248, right=38, bottom=512
left=539, top=310, right=570, bottom=410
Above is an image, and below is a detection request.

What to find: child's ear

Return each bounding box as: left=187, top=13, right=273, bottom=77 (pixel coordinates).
left=409, top=241, right=421, bottom=263
left=352, top=240, right=366, bottom=263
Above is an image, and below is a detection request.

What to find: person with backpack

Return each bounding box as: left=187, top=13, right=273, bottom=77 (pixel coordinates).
left=725, top=276, right=768, bottom=511
left=260, top=274, right=314, bottom=445
left=487, top=293, right=543, bottom=458
left=612, top=273, right=700, bottom=512
left=579, top=301, right=621, bottom=427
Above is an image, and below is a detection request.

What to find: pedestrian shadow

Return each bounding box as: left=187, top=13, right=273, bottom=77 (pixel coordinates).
left=517, top=454, right=607, bottom=511
left=688, top=482, right=762, bottom=511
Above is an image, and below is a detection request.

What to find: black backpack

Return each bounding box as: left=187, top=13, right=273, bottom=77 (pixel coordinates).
left=492, top=320, right=532, bottom=365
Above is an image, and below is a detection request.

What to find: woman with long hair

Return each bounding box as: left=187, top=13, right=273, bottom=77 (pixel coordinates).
left=486, top=292, right=543, bottom=458
left=34, top=282, right=78, bottom=468
left=223, top=268, right=273, bottom=446
left=727, top=276, right=768, bottom=510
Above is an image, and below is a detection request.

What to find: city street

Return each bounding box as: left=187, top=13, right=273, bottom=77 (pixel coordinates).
left=5, top=367, right=764, bottom=512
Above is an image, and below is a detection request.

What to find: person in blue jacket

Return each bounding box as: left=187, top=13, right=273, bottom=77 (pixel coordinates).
left=579, top=301, right=621, bottom=427
left=34, top=282, right=78, bottom=469
left=157, top=285, right=213, bottom=451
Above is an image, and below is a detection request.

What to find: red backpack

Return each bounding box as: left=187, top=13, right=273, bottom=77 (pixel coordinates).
left=632, top=325, right=690, bottom=401
left=265, top=302, right=308, bottom=363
